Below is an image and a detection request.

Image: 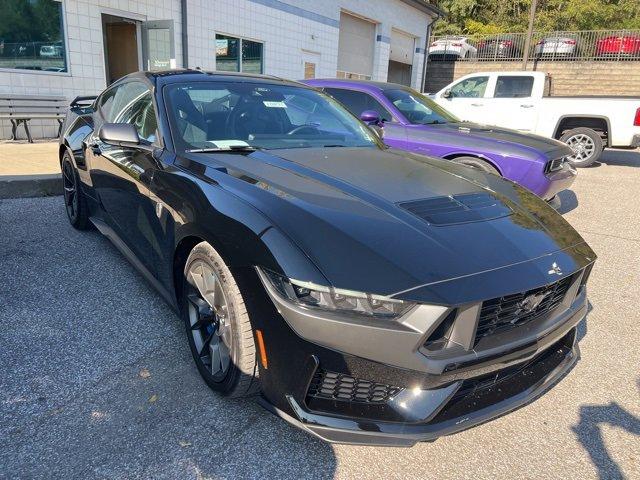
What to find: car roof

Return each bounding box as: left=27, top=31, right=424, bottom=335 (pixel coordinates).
left=304, top=78, right=411, bottom=92
left=115, top=69, right=305, bottom=89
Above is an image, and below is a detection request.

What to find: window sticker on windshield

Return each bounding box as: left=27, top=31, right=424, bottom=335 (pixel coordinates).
left=207, top=140, right=250, bottom=148
left=263, top=101, right=287, bottom=108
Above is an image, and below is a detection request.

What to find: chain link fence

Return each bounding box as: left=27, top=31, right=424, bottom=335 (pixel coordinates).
left=428, top=29, right=640, bottom=62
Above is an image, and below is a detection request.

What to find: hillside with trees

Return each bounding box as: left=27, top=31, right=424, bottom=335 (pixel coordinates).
left=433, top=0, right=640, bottom=35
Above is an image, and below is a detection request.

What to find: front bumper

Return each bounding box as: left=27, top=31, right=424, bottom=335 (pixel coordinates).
left=538, top=162, right=577, bottom=200
left=261, top=328, right=578, bottom=446
left=256, top=263, right=591, bottom=446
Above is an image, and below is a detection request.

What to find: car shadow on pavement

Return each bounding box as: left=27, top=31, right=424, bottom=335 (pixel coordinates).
left=557, top=189, right=578, bottom=215
left=572, top=379, right=640, bottom=480
left=590, top=149, right=640, bottom=169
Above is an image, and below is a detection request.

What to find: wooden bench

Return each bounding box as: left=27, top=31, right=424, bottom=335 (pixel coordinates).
left=0, top=94, right=67, bottom=142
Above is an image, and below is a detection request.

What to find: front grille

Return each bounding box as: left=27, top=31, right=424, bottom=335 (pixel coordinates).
left=430, top=329, right=575, bottom=424
left=399, top=192, right=512, bottom=226
left=475, top=274, right=576, bottom=341
left=306, top=370, right=401, bottom=404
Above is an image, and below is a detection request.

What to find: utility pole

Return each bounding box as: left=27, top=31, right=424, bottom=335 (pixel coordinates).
left=522, top=0, right=538, bottom=70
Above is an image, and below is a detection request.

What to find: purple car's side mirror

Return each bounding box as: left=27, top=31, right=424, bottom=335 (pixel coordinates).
left=360, top=110, right=383, bottom=126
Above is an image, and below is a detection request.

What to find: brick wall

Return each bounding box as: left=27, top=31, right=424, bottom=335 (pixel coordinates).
left=424, top=60, right=640, bottom=96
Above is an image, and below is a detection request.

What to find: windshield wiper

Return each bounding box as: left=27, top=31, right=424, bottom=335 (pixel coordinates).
left=187, top=145, right=259, bottom=153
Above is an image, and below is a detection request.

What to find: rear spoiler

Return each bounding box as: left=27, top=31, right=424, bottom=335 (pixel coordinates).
left=70, top=95, right=97, bottom=108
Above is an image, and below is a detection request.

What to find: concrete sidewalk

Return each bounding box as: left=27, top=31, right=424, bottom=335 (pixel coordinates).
left=0, top=141, right=61, bottom=198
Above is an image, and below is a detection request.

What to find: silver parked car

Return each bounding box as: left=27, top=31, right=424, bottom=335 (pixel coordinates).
left=535, top=36, right=579, bottom=58
left=429, top=36, right=477, bottom=60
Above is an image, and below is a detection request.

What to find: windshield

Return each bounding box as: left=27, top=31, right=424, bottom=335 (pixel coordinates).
left=383, top=88, right=460, bottom=125
left=164, top=82, right=379, bottom=152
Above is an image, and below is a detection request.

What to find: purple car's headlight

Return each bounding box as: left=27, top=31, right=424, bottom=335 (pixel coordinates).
left=259, top=268, right=415, bottom=319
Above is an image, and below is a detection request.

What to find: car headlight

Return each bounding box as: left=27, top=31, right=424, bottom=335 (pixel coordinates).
left=259, top=268, right=415, bottom=319
left=545, top=156, right=566, bottom=173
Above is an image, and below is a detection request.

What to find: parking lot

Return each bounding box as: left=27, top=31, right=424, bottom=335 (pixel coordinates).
left=1, top=149, right=639, bottom=479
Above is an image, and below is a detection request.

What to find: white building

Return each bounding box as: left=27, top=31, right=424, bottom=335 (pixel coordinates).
left=0, top=0, right=439, bottom=138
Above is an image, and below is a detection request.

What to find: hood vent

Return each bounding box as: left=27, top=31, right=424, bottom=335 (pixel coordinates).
left=399, top=192, right=512, bottom=226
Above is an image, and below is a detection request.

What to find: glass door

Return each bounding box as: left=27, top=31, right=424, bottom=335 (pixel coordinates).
left=142, top=20, right=175, bottom=71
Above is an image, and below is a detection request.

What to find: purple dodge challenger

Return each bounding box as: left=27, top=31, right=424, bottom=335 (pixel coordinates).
left=304, top=79, right=576, bottom=203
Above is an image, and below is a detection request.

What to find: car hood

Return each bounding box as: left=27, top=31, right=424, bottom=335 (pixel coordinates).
left=411, top=122, right=571, bottom=158
left=187, top=147, right=593, bottom=304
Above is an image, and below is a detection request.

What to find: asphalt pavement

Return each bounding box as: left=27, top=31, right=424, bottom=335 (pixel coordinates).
left=1, top=149, right=639, bottom=479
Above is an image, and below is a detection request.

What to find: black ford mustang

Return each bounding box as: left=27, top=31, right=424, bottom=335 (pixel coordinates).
left=59, top=70, right=595, bottom=447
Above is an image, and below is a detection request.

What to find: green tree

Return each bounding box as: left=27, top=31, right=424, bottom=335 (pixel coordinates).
left=433, top=0, right=640, bottom=35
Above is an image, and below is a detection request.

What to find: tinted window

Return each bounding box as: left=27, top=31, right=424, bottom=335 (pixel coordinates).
left=495, top=76, right=534, bottom=98
left=449, top=76, right=489, bottom=98
left=0, top=0, right=67, bottom=72
left=324, top=88, right=394, bottom=122
left=164, top=82, right=379, bottom=152
left=383, top=88, right=459, bottom=124
left=100, top=82, right=158, bottom=143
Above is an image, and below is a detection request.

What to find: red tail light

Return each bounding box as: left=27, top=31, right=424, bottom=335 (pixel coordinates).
left=563, top=39, right=576, bottom=45
left=634, top=107, right=640, bottom=127
left=502, top=40, right=513, bottom=46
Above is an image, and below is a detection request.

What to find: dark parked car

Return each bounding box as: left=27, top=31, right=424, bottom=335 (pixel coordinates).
left=477, top=35, right=522, bottom=59
left=304, top=78, right=576, bottom=204
left=60, top=70, right=595, bottom=447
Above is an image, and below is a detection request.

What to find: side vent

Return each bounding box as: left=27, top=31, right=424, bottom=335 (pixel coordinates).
left=399, top=192, right=512, bottom=226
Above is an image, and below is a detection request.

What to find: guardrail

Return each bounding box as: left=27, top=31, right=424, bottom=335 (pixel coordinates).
left=428, top=29, right=640, bottom=62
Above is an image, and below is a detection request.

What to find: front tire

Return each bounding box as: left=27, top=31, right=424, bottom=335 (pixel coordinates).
left=560, top=127, right=603, bottom=167
left=61, top=153, right=90, bottom=230
left=181, top=242, right=259, bottom=397
left=452, top=156, right=500, bottom=175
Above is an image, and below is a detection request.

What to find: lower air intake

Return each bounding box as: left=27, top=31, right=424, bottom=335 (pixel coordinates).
left=306, top=370, right=401, bottom=404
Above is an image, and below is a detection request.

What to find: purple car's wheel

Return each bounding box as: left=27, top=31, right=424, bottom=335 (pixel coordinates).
left=453, top=156, right=500, bottom=175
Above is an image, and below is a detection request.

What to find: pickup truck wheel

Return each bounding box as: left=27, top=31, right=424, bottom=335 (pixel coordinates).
left=452, top=156, right=500, bottom=175
left=560, top=127, right=603, bottom=167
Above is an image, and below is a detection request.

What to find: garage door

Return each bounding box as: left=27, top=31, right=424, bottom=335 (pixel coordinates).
left=337, top=12, right=375, bottom=79
left=388, top=29, right=415, bottom=86
left=390, top=29, right=415, bottom=65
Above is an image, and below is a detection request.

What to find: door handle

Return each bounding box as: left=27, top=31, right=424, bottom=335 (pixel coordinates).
left=520, top=104, right=534, bottom=108
left=471, top=103, right=484, bottom=107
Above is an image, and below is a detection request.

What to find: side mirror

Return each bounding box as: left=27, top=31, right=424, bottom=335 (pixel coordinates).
left=442, top=89, right=452, bottom=99
left=98, top=123, right=141, bottom=146
left=360, top=110, right=383, bottom=126
left=368, top=124, right=384, bottom=139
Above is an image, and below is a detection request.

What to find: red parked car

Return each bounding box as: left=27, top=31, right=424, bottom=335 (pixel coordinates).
left=596, top=35, right=640, bottom=57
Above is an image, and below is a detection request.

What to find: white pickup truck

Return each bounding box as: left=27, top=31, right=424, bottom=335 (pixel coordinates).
left=431, top=71, right=640, bottom=166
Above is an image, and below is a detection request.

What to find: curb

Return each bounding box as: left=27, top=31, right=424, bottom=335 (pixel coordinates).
left=0, top=174, right=62, bottom=199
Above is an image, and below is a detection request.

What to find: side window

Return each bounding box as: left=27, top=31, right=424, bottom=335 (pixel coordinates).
left=98, top=82, right=158, bottom=144
left=449, top=76, right=489, bottom=98
left=324, top=88, right=394, bottom=122
left=494, top=76, right=534, bottom=98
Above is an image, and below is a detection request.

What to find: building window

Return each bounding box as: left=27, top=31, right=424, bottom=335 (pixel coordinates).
left=215, top=34, right=263, bottom=73
left=0, top=0, right=67, bottom=73
left=336, top=71, right=371, bottom=81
